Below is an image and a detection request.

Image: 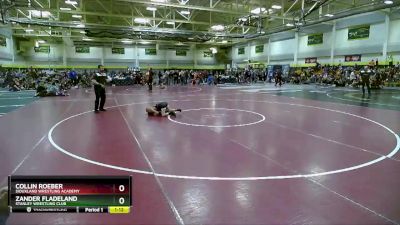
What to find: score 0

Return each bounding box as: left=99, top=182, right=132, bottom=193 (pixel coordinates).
left=109, top=177, right=132, bottom=214
left=115, top=183, right=129, bottom=206
left=115, top=183, right=129, bottom=194
left=118, top=184, right=126, bottom=193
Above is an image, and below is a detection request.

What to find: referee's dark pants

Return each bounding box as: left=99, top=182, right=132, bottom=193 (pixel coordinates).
left=94, top=84, right=106, bottom=110
left=361, top=77, right=371, bottom=96
left=148, top=79, right=153, bottom=91
left=275, top=76, right=282, bottom=87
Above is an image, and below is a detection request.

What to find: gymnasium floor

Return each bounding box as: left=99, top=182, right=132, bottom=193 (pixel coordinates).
left=0, top=84, right=399, bottom=225
left=0, top=89, right=36, bottom=116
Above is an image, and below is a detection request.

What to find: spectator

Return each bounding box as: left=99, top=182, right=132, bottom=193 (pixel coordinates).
left=68, top=69, right=78, bottom=88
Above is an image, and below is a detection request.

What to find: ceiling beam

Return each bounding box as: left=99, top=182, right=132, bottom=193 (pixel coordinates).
left=113, top=0, right=293, bottom=20
left=9, top=17, right=219, bottom=35
left=95, top=0, right=112, bottom=24
left=13, top=7, right=211, bottom=25
left=284, top=0, right=299, bottom=15
left=10, top=16, right=255, bottom=38
left=330, top=0, right=356, bottom=7
left=11, top=32, right=201, bottom=44
left=211, top=0, right=221, bottom=8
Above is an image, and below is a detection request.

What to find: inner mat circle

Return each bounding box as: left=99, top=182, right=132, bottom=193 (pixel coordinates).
left=168, top=108, right=266, bottom=128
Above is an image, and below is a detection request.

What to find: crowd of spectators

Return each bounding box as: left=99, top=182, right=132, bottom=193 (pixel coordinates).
left=1, top=61, right=399, bottom=97
left=224, top=66, right=266, bottom=84
left=224, top=60, right=400, bottom=88
left=288, top=61, right=400, bottom=88
left=0, top=67, right=93, bottom=96
left=107, top=69, right=227, bottom=86
left=0, top=66, right=226, bottom=97
left=111, top=69, right=215, bottom=86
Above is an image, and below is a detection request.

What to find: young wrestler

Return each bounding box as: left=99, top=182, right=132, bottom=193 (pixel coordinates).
left=146, top=102, right=182, bottom=117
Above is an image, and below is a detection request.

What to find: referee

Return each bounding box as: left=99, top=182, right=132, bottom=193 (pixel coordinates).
left=360, top=66, right=371, bottom=98
left=275, top=69, right=283, bottom=87
left=147, top=68, right=154, bottom=91
left=92, top=65, right=107, bottom=113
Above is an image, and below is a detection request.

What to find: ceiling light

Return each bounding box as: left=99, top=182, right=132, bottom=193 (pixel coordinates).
left=72, top=14, right=82, bottom=18
left=37, top=40, right=46, bottom=44
left=65, top=0, right=78, bottom=5
left=325, top=13, right=334, bottom=17
left=82, top=38, right=92, bottom=41
left=151, top=0, right=167, bottom=2
left=76, top=24, right=85, bottom=28
left=146, top=6, right=157, bottom=11
left=29, top=10, right=51, bottom=18
left=25, top=29, right=34, bottom=32
left=134, top=18, right=149, bottom=24
left=79, top=31, right=86, bottom=34
left=60, top=7, right=72, bottom=11
left=211, top=24, right=225, bottom=31
left=210, top=47, right=217, bottom=54
left=166, top=21, right=175, bottom=25
left=188, top=37, right=194, bottom=40
left=140, top=41, right=151, bottom=44
left=178, top=0, right=188, bottom=5
left=286, top=23, right=294, bottom=27
left=122, top=40, right=133, bottom=43
left=180, top=10, right=190, bottom=15
left=384, top=0, right=393, bottom=4
left=271, top=5, right=282, bottom=9
left=251, top=7, right=266, bottom=14
left=296, top=22, right=303, bottom=26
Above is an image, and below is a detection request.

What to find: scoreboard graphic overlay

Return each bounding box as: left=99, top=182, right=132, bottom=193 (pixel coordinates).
left=8, top=176, right=132, bottom=214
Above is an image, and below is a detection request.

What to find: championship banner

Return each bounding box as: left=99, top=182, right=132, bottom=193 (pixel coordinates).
left=176, top=49, right=187, bottom=56
left=255, top=45, right=264, bottom=53
left=238, top=47, right=245, bottom=55
left=112, top=48, right=124, bottom=54
left=204, top=51, right=213, bottom=58
left=348, top=25, right=370, bottom=40
left=0, top=36, right=6, bottom=47
left=34, top=46, right=50, bottom=53
left=76, top=46, right=90, bottom=53
left=345, top=54, right=361, bottom=62
left=308, top=33, right=323, bottom=45
left=305, top=57, right=318, bottom=63
left=145, top=48, right=157, bottom=55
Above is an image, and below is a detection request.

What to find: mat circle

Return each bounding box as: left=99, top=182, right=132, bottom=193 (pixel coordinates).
left=168, top=108, right=266, bottom=128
